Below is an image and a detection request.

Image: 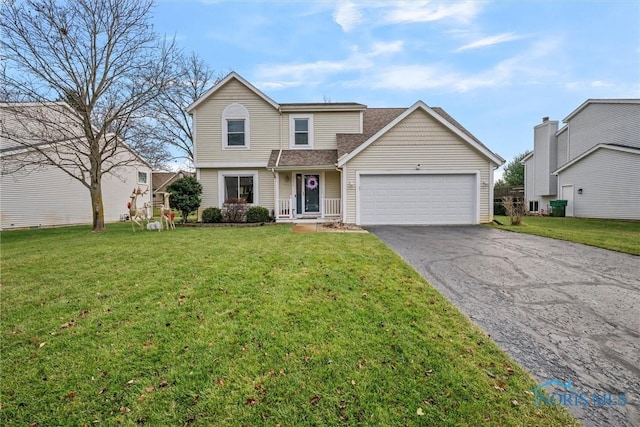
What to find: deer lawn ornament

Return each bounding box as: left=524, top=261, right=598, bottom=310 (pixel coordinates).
left=128, top=186, right=149, bottom=233
left=161, top=192, right=175, bottom=230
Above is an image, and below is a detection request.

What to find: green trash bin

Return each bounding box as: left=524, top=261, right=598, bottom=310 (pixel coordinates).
left=550, top=200, right=567, bottom=217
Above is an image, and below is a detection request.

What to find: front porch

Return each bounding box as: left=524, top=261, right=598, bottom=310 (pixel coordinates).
left=268, top=149, right=343, bottom=222
left=274, top=170, right=342, bottom=222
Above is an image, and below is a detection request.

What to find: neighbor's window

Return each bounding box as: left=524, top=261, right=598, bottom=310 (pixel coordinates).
left=529, top=201, right=539, bottom=211
left=137, top=171, right=148, bottom=184
left=227, top=119, right=245, bottom=146
left=224, top=175, right=254, bottom=203
left=290, top=115, right=313, bottom=148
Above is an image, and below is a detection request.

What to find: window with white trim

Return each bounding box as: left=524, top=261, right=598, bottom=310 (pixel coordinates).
left=137, top=171, right=148, bottom=184
left=224, top=175, right=253, bottom=203
left=222, top=103, right=250, bottom=149
left=289, top=114, right=313, bottom=148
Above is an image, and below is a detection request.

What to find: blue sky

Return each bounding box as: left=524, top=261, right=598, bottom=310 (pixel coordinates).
left=153, top=0, right=640, bottom=174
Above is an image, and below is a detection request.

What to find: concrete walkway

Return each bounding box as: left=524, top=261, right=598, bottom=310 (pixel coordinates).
left=368, top=225, right=640, bottom=427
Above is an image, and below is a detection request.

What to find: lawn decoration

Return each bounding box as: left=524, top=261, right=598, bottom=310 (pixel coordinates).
left=146, top=220, right=162, bottom=231
left=161, top=192, right=175, bottom=230
left=128, top=186, right=149, bottom=233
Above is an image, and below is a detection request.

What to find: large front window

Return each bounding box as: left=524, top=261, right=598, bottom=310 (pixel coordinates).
left=224, top=175, right=254, bottom=203
left=227, top=119, right=245, bottom=146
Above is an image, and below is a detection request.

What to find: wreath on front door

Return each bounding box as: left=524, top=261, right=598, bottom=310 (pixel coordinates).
left=306, top=176, right=319, bottom=190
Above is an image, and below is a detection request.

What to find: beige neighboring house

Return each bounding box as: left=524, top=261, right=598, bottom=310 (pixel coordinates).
left=152, top=170, right=193, bottom=208
left=523, top=99, right=640, bottom=219
left=188, top=72, right=505, bottom=225
left=0, top=102, right=152, bottom=229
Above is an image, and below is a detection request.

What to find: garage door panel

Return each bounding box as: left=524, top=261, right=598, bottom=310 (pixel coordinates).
left=359, top=174, right=475, bottom=225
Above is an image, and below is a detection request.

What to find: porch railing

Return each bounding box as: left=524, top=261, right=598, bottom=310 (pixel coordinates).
left=277, top=197, right=294, bottom=219
left=276, top=197, right=341, bottom=219
left=323, top=198, right=341, bottom=216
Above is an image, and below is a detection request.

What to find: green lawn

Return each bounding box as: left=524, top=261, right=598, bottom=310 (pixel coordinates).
left=1, top=224, right=578, bottom=426
left=492, top=215, right=640, bottom=255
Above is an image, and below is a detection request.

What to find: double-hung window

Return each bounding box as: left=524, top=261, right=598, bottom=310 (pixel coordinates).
left=222, top=103, right=250, bottom=149
left=289, top=114, right=313, bottom=148
left=226, top=119, right=245, bottom=146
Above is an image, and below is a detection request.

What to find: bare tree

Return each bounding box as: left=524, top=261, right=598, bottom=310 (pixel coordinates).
left=148, top=53, right=224, bottom=163
left=0, top=0, right=180, bottom=231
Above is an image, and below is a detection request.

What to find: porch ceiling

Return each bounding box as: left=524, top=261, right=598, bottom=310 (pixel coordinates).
left=267, top=149, right=338, bottom=169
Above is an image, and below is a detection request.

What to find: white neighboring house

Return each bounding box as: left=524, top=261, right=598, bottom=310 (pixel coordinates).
left=0, top=102, right=152, bottom=230
left=523, top=99, right=640, bottom=220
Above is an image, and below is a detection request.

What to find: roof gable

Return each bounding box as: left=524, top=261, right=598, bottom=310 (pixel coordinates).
left=186, top=71, right=279, bottom=113
left=563, top=99, right=640, bottom=122
left=338, top=101, right=504, bottom=166
left=553, top=144, right=640, bottom=175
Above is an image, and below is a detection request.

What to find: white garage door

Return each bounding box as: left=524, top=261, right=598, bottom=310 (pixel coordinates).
left=359, top=174, right=476, bottom=225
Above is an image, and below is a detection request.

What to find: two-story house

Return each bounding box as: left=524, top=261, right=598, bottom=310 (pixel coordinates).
left=188, top=72, right=504, bottom=225
left=523, top=99, right=640, bottom=219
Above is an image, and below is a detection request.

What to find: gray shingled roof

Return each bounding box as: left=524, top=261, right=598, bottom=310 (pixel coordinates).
left=336, top=108, right=406, bottom=158
left=267, top=149, right=338, bottom=168
left=267, top=105, right=490, bottom=166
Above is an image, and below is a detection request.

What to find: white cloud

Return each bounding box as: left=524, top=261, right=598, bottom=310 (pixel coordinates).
left=255, top=41, right=404, bottom=89
left=334, top=1, right=362, bottom=32
left=370, top=40, right=404, bottom=56
left=384, top=1, right=484, bottom=25
left=454, top=32, right=524, bottom=52
left=368, top=38, right=562, bottom=93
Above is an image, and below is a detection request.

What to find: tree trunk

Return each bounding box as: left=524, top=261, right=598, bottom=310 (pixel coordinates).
left=90, top=177, right=105, bottom=232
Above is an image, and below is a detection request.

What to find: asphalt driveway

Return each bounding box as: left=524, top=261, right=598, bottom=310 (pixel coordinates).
left=367, top=225, right=639, bottom=427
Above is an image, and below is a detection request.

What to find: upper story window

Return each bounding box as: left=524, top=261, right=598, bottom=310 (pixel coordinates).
left=290, top=114, right=313, bottom=149
left=222, top=103, right=250, bottom=149
left=227, top=120, right=245, bottom=146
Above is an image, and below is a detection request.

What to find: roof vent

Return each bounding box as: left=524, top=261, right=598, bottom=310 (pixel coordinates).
left=542, top=116, right=549, bottom=122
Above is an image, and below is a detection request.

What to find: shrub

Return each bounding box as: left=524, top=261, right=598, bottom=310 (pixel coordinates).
left=502, top=196, right=525, bottom=225
left=246, top=206, right=270, bottom=223
left=202, top=207, right=222, bottom=223
left=167, top=176, right=202, bottom=224
left=494, top=201, right=506, bottom=216
left=223, top=198, right=247, bottom=223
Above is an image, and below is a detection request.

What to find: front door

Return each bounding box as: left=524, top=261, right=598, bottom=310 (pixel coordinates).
left=296, top=174, right=320, bottom=215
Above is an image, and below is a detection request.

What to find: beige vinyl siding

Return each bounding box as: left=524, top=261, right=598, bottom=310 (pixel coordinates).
left=198, top=169, right=219, bottom=212
left=194, top=79, right=280, bottom=164
left=278, top=172, right=293, bottom=199
left=557, top=149, right=640, bottom=220
left=567, top=103, right=640, bottom=160
left=324, top=171, right=341, bottom=199
left=258, top=169, right=275, bottom=212
left=343, top=109, right=492, bottom=223
left=282, top=112, right=360, bottom=150
left=1, top=152, right=150, bottom=229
